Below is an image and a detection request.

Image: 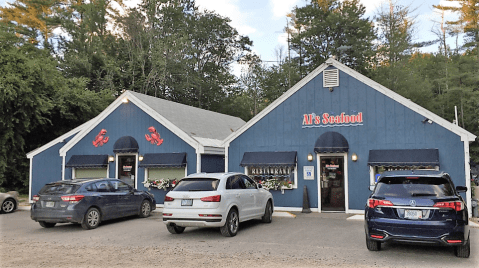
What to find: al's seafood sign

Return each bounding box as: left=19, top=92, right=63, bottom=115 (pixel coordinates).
left=302, top=112, right=363, bottom=128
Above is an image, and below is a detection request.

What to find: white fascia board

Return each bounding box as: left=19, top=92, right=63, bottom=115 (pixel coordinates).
left=127, top=93, right=199, bottom=149
left=221, top=62, right=330, bottom=147
left=334, top=61, right=476, bottom=142
left=222, top=58, right=476, bottom=146
left=26, top=119, right=93, bottom=159
left=59, top=91, right=199, bottom=157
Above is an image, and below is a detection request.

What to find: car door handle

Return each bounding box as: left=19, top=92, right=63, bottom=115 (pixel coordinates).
left=236, top=194, right=241, bottom=198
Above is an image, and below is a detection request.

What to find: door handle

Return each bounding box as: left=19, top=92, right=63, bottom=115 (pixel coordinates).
left=236, top=194, right=240, bottom=198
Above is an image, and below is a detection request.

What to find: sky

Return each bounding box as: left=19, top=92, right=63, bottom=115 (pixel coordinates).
left=1, top=0, right=462, bottom=68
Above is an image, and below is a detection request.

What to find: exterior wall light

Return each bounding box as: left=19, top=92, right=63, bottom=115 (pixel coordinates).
left=307, top=153, right=314, bottom=162
left=139, top=155, right=144, bottom=161
left=122, top=97, right=129, bottom=103
left=351, top=153, right=358, bottom=162
left=108, top=155, right=115, bottom=162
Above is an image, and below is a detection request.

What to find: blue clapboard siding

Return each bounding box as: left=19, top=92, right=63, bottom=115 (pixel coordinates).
left=228, top=68, right=465, bottom=210
left=64, top=102, right=197, bottom=203
left=30, top=133, right=77, bottom=196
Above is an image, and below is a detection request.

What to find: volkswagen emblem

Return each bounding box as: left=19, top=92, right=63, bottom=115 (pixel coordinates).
left=409, top=200, right=416, bottom=207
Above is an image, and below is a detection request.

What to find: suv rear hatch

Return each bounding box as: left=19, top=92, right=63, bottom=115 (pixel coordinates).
left=369, top=176, right=462, bottom=226
left=35, top=182, right=81, bottom=209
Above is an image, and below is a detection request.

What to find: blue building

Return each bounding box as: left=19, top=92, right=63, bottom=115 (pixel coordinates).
left=222, top=58, right=476, bottom=217
left=26, top=91, right=245, bottom=204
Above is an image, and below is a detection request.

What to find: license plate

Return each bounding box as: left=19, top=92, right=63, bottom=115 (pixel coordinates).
left=45, top=201, right=55, bottom=208
left=405, top=209, right=422, bottom=219
left=181, top=199, right=193, bottom=206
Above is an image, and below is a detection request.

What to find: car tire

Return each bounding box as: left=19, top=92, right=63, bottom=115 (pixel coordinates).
left=454, top=238, right=470, bottom=258
left=166, top=223, right=185, bottom=234
left=220, top=208, right=239, bottom=237
left=1, top=198, right=16, bottom=213
left=139, top=200, right=151, bottom=218
left=81, top=207, right=101, bottom=230
left=39, top=221, right=56, bottom=228
left=261, top=200, right=273, bottom=223
left=366, top=236, right=381, bottom=251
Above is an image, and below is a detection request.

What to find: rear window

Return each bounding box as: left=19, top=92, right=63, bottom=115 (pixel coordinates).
left=39, top=183, right=80, bottom=195
left=172, top=178, right=219, bottom=192
left=374, top=176, right=455, bottom=198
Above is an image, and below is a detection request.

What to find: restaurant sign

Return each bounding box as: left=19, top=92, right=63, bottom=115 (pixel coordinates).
left=249, top=166, right=293, bottom=176
left=302, top=112, right=363, bottom=128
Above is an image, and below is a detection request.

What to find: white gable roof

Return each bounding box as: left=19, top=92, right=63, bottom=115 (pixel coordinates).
left=222, top=58, right=476, bottom=145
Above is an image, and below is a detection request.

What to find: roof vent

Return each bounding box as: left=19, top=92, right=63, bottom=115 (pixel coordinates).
left=323, top=69, right=339, bottom=88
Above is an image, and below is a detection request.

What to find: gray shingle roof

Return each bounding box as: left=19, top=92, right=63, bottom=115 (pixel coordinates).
left=129, top=91, right=245, bottom=141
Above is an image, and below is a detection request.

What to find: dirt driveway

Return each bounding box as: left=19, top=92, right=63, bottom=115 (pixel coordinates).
left=1, top=209, right=478, bottom=268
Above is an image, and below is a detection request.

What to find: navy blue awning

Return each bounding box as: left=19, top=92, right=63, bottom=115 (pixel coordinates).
left=368, top=149, right=440, bottom=167
left=113, top=136, right=139, bottom=153
left=240, top=151, right=297, bottom=167
left=65, top=155, right=108, bottom=168
left=314, top=132, right=349, bottom=153
left=138, top=153, right=187, bottom=168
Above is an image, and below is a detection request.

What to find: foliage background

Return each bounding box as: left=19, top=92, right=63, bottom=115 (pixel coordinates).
left=1, top=0, right=478, bottom=193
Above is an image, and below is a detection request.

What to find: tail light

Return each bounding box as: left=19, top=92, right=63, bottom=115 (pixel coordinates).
left=163, top=213, right=172, bottom=217
left=433, top=201, right=464, bottom=211
left=368, top=198, right=393, bottom=208
left=370, top=235, right=384, bottom=239
left=164, top=196, right=174, bottom=202
left=61, top=195, right=84, bottom=203
left=32, top=195, right=40, bottom=202
left=199, top=214, right=222, bottom=217
left=446, top=240, right=462, bottom=244
left=200, top=195, right=221, bottom=202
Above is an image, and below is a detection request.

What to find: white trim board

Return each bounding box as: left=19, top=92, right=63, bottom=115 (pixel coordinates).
left=222, top=58, right=476, bottom=146
left=59, top=91, right=200, bottom=157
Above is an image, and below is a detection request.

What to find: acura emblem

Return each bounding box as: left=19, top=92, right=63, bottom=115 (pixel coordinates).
left=409, top=200, right=416, bottom=207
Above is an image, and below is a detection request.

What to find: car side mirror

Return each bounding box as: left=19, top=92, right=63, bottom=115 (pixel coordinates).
left=258, top=184, right=263, bottom=189
left=369, top=185, right=375, bottom=192
left=456, top=186, right=467, bottom=193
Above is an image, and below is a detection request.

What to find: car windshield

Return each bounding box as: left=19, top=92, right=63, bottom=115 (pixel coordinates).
left=39, top=183, right=80, bottom=195
left=374, top=176, right=454, bottom=198
left=172, top=178, right=219, bottom=192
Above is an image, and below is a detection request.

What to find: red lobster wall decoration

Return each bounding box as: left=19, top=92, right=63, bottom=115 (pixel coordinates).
left=93, top=129, right=109, bottom=147
left=145, top=126, right=163, bottom=146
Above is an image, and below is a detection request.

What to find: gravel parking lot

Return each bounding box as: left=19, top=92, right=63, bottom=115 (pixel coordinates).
left=1, top=209, right=478, bottom=268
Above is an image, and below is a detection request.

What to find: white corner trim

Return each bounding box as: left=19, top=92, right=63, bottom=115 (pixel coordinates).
left=464, top=141, right=472, bottom=218
left=59, top=91, right=200, bottom=157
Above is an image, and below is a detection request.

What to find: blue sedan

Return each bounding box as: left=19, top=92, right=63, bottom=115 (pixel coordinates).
left=31, top=178, right=156, bottom=229
left=365, top=170, right=470, bottom=258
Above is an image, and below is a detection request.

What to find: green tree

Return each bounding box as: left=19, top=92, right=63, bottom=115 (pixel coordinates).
left=288, top=0, right=376, bottom=75
left=0, top=22, right=114, bottom=192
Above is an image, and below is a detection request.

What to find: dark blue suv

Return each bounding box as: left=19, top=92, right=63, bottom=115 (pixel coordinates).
left=365, top=170, right=470, bottom=258
left=31, top=178, right=156, bottom=230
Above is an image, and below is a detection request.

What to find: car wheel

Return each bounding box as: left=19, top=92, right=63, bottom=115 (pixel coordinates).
left=220, top=208, right=239, bottom=237
left=166, top=223, right=185, bottom=234
left=39, top=221, right=56, bottom=228
left=139, top=200, right=151, bottom=218
left=366, top=235, right=381, bottom=251
left=81, top=207, right=101, bottom=230
left=261, top=200, right=273, bottom=223
left=1, top=198, right=16, bottom=213
left=454, top=238, right=470, bottom=258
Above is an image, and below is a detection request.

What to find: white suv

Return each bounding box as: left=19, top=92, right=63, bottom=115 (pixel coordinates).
left=162, top=172, right=274, bottom=237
